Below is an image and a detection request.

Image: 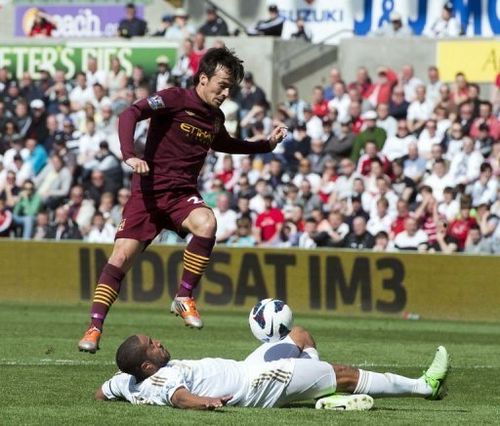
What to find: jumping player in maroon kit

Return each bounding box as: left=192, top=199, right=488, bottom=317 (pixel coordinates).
left=78, top=47, right=287, bottom=353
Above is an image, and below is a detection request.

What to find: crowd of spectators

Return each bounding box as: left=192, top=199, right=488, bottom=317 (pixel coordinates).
left=1, top=26, right=499, bottom=253
left=29, top=2, right=469, bottom=41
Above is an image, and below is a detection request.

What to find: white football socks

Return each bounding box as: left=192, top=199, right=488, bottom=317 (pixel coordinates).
left=354, top=369, right=432, bottom=397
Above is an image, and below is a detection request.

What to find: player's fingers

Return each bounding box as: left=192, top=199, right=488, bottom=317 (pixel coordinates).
left=138, top=162, right=149, bottom=175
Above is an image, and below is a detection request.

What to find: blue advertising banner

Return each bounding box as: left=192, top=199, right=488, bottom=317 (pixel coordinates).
left=275, top=0, right=499, bottom=43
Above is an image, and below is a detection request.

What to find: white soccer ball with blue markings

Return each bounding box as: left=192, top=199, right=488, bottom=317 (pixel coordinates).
left=249, top=298, right=294, bottom=343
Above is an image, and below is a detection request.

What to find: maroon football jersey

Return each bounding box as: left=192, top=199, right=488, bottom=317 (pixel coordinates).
left=118, top=87, right=271, bottom=193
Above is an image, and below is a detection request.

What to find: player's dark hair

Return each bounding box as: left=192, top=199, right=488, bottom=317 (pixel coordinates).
left=116, top=335, right=148, bottom=381
left=194, top=47, right=244, bottom=86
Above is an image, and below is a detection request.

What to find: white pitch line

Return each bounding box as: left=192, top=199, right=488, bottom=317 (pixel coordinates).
left=0, top=359, right=497, bottom=369
left=0, top=359, right=115, bottom=366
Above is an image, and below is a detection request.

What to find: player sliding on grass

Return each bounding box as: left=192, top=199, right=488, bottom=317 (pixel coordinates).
left=95, top=326, right=450, bottom=410
left=78, top=47, right=288, bottom=353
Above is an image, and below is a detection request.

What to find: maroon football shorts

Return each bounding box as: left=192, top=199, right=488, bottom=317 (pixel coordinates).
left=115, top=190, right=208, bottom=245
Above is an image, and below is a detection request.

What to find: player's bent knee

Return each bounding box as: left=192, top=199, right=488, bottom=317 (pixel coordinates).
left=333, top=364, right=359, bottom=393
left=187, top=208, right=217, bottom=237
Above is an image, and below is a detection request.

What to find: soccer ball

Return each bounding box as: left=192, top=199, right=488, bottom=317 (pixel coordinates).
left=249, top=298, right=294, bottom=343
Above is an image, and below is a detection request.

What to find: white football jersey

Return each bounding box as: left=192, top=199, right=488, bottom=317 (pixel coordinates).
left=101, top=357, right=295, bottom=408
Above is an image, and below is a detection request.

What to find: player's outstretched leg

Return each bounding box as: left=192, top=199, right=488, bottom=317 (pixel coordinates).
left=348, top=346, right=450, bottom=399
left=78, top=239, right=143, bottom=353
left=172, top=208, right=216, bottom=329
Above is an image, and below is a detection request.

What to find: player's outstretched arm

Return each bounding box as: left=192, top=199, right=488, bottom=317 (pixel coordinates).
left=171, top=387, right=232, bottom=410
left=212, top=121, right=287, bottom=155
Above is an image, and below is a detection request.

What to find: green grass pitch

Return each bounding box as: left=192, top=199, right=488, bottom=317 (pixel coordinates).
left=1, top=302, right=499, bottom=425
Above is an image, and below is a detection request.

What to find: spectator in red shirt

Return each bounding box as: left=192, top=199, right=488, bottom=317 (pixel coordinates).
left=311, top=86, right=329, bottom=118
left=390, top=199, right=410, bottom=238
left=190, top=32, right=207, bottom=74
left=367, top=67, right=398, bottom=106
left=450, top=72, right=469, bottom=105
left=255, top=193, right=284, bottom=244
left=0, top=198, right=13, bottom=237
left=470, top=101, right=500, bottom=140
left=215, top=155, right=237, bottom=191
left=29, top=9, right=57, bottom=37
left=447, top=196, right=477, bottom=250
left=348, top=101, right=364, bottom=134
left=348, top=66, right=373, bottom=99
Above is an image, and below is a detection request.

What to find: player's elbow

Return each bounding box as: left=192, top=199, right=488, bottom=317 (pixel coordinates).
left=94, top=387, right=108, bottom=401
left=118, top=104, right=141, bottom=123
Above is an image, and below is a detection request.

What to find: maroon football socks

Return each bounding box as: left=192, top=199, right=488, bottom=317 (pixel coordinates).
left=177, top=235, right=215, bottom=297
left=89, top=263, right=125, bottom=331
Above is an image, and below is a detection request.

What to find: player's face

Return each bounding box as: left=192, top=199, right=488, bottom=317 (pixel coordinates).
left=139, top=335, right=171, bottom=368
left=198, top=66, right=235, bottom=108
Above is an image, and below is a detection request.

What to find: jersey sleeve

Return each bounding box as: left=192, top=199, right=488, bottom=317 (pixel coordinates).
left=212, top=116, right=272, bottom=155
left=153, top=365, right=190, bottom=405
left=101, top=371, right=132, bottom=401
left=118, top=88, right=183, bottom=161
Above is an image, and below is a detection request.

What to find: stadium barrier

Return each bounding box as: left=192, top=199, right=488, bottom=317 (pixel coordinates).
left=1, top=241, right=498, bottom=322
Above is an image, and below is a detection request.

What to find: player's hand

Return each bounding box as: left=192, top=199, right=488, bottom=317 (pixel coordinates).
left=125, top=157, right=150, bottom=175
left=268, top=123, right=288, bottom=150
left=203, top=395, right=232, bottom=410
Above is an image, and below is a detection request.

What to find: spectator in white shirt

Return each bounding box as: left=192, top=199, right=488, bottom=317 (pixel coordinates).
left=369, top=176, right=398, bottom=217
left=394, top=217, right=428, bottom=251
left=426, top=66, right=442, bottom=107
left=367, top=197, right=393, bottom=236
left=328, top=82, right=351, bottom=123
left=418, top=119, right=442, bottom=159
left=403, top=142, right=427, bottom=183
left=77, top=118, right=105, bottom=166
left=91, top=83, right=112, bottom=114
left=85, top=56, right=107, bottom=87
left=87, top=211, right=116, bottom=243
left=438, top=186, right=459, bottom=221
left=433, top=104, right=452, bottom=139
left=469, top=162, right=497, bottom=207
left=376, top=102, right=397, bottom=137
left=382, top=120, right=416, bottom=161
left=443, top=123, right=464, bottom=161
left=400, top=64, right=423, bottom=103
left=330, top=158, right=359, bottom=201
left=69, top=72, right=95, bottom=111
left=283, top=85, right=307, bottom=123
left=297, top=218, right=317, bottom=248
left=448, top=136, right=484, bottom=186
left=303, top=104, right=324, bottom=140
left=424, top=159, right=455, bottom=202
left=407, top=85, right=433, bottom=134
left=213, top=192, right=238, bottom=243
left=426, top=143, right=449, bottom=175
left=425, top=2, right=461, bottom=38
left=292, top=158, right=321, bottom=194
